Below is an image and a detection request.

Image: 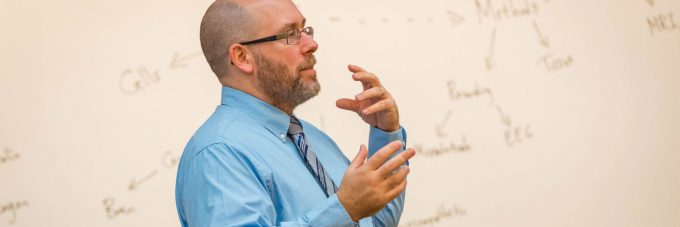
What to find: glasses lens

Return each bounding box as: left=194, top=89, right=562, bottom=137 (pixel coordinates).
left=286, top=29, right=300, bottom=44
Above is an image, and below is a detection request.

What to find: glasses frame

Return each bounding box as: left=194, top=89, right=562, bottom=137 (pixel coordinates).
left=239, top=26, right=314, bottom=45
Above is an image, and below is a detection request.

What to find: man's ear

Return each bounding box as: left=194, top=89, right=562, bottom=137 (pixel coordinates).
left=228, top=44, right=254, bottom=74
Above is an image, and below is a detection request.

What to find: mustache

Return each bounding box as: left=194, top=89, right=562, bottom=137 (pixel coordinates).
left=297, top=55, right=316, bottom=71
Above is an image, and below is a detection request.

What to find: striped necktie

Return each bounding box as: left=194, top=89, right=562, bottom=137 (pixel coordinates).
left=287, top=116, right=338, bottom=197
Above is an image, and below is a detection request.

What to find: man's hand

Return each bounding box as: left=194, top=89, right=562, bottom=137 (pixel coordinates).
left=336, top=141, right=415, bottom=222
left=336, top=65, right=400, bottom=132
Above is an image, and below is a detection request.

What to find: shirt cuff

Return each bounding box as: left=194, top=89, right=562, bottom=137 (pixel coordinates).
left=303, top=194, right=358, bottom=227
left=368, top=126, right=407, bottom=156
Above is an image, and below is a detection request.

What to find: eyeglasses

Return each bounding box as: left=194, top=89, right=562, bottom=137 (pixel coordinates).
left=239, top=26, right=314, bottom=45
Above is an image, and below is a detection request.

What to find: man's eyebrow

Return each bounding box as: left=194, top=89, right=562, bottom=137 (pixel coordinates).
left=277, top=18, right=307, bottom=33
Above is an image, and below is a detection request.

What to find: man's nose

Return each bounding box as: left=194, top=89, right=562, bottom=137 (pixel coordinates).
left=300, top=33, right=318, bottom=55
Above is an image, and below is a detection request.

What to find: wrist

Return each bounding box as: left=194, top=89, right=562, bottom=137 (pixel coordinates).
left=376, top=125, right=400, bottom=133
left=337, top=190, right=361, bottom=222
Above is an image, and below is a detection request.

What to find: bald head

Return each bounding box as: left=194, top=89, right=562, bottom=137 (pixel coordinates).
left=200, top=0, right=255, bottom=78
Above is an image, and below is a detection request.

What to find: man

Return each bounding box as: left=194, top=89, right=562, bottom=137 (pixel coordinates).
left=174, top=0, right=415, bottom=226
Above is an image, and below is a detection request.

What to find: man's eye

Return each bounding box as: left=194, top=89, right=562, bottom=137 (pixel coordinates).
left=286, top=29, right=297, bottom=37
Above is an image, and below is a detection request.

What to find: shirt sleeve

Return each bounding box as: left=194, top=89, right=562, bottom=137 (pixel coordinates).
left=367, top=126, right=408, bottom=227
left=179, top=143, right=358, bottom=227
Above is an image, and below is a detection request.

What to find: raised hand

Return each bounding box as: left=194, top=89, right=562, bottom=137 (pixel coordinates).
left=336, top=65, right=400, bottom=132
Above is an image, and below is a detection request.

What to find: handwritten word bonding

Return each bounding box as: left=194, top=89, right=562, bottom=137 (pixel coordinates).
left=0, top=200, right=29, bottom=225
left=447, top=80, right=494, bottom=104
left=0, top=147, right=20, bottom=165
left=400, top=205, right=467, bottom=227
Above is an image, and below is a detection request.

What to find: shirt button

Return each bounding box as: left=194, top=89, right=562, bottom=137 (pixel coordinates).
left=280, top=134, right=285, bottom=139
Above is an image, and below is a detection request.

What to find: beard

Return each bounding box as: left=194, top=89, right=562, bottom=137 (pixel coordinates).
left=255, top=54, right=320, bottom=110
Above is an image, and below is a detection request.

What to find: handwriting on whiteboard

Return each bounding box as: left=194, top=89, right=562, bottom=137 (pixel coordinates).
left=536, top=52, right=574, bottom=72
left=0, top=200, right=29, bottom=225
left=0, top=147, right=20, bottom=165
left=447, top=80, right=534, bottom=147
left=118, top=51, right=202, bottom=95
left=102, top=198, right=134, bottom=219
left=103, top=150, right=179, bottom=220
left=414, top=137, right=472, bottom=157
left=400, top=204, right=467, bottom=227
left=475, top=0, right=548, bottom=24
left=647, top=12, right=680, bottom=35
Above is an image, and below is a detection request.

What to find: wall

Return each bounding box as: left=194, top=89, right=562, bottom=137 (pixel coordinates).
left=1, top=0, right=679, bottom=226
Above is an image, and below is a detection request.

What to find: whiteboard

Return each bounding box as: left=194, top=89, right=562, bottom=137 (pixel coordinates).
left=1, top=0, right=679, bottom=226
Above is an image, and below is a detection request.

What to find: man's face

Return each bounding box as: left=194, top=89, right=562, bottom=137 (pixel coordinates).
left=247, top=0, right=320, bottom=109
left=255, top=52, right=319, bottom=108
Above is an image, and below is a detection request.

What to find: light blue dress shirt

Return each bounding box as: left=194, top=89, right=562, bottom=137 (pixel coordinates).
left=175, top=86, right=407, bottom=226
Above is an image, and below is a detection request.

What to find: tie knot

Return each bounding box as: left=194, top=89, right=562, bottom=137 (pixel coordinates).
left=288, top=116, right=303, bottom=135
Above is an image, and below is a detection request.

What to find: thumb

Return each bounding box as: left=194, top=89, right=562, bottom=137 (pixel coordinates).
left=336, top=98, right=359, bottom=112
left=349, top=144, right=368, bottom=168
left=348, top=64, right=367, bottom=73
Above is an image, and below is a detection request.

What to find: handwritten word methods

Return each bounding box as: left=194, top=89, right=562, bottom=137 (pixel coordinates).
left=0, top=200, right=29, bottom=225
left=476, top=0, right=549, bottom=24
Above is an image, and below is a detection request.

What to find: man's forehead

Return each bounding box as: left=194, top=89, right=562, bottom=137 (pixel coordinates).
left=246, top=0, right=305, bottom=24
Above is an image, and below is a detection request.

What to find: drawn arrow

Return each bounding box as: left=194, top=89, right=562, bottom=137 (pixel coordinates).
left=128, top=170, right=158, bottom=191
left=485, top=28, right=497, bottom=71
left=435, top=110, right=453, bottom=138
left=446, top=10, right=466, bottom=28
left=170, top=51, right=203, bottom=69
left=494, top=104, right=512, bottom=127
left=532, top=20, right=550, bottom=49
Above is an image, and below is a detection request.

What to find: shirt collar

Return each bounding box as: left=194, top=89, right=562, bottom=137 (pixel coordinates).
left=220, top=86, right=291, bottom=142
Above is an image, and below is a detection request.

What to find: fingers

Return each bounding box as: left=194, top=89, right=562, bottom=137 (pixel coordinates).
left=336, top=98, right=359, bottom=112
left=378, top=147, right=415, bottom=176
left=385, top=179, right=408, bottom=200
left=348, top=64, right=382, bottom=88
left=365, top=141, right=403, bottom=170
left=361, top=98, right=396, bottom=116
left=355, top=87, right=387, bottom=101
left=349, top=144, right=368, bottom=169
